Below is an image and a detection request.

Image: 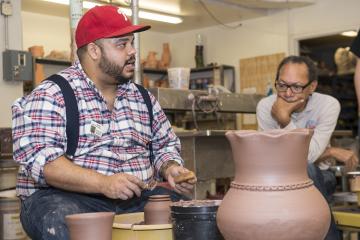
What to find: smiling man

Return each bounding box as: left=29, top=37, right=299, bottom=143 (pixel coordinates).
left=256, top=55, right=358, bottom=240
left=12, top=5, right=196, bottom=240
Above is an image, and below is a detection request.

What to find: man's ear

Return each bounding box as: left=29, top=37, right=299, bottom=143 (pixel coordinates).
left=86, top=42, right=101, bottom=60
left=309, top=80, right=317, bottom=93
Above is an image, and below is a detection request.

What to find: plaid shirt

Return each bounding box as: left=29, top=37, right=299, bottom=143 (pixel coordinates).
left=12, top=61, right=183, bottom=199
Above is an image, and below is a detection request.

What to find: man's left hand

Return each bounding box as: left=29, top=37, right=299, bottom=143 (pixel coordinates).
left=330, top=147, right=359, bottom=171
left=164, top=165, right=197, bottom=195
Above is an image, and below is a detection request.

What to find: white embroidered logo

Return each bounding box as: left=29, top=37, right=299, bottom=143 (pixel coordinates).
left=117, top=8, right=128, bottom=21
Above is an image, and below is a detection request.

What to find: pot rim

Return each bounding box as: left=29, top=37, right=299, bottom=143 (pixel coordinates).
left=347, top=171, right=360, bottom=176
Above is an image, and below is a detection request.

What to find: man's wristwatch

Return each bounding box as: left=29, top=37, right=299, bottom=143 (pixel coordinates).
left=160, top=160, right=180, bottom=178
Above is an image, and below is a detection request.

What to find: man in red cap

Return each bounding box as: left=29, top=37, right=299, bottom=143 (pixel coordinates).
left=12, top=5, right=196, bottom=239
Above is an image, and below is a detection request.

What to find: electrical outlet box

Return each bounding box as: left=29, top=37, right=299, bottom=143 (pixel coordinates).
left=1, top=1, right=12, bottom=16
left=3, top=50, right=33, bottom=81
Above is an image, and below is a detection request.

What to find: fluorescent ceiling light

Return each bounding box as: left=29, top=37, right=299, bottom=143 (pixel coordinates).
left=43, top=0, right=183, bottom=24
left=341, top=30, right=358, bottom=37
left=120, top=8, right=182, bottom=24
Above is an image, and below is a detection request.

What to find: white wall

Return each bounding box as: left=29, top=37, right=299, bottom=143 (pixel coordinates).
left=167, top=0, right=360, bottom=92
left=22, top=11, right=170, bottom=61
left=0, top=0, right=23, bottom=127
left=168, top=12, right=289, bottom=92
left=288, top=0, right=360, bottom=54
left=22, top=11, right=71, bottom=55
left=18, top=0, right=360, bottom=94
left=139, top=31, right=170, bottom=60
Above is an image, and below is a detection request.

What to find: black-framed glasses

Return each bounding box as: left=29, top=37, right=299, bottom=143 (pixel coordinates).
left=274, top=81, right=312, bottom=94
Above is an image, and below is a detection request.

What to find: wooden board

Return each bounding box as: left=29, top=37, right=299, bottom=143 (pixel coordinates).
left=239, top=53, right=285, bottom=129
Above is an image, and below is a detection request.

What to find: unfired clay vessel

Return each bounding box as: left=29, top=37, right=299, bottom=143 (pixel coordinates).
left=28, top=45, right=45, bottom=86
left=158, top=43, right=171, bottom=69
left=144, top=195, right=172, bottom=224
left=65, top=212, right=115, bottom=240
left=144, top=51, right=158, bottom=69
left=217, top=129, right=331, bottom=240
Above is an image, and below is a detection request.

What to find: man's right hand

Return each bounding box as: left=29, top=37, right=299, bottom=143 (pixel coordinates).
left=271, top=96, right=304, bottom=127
left=100, top=173, right=143, bottom=200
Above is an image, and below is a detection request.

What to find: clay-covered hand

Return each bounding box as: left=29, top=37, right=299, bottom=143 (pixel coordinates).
left=99, top=173, right=143, bottom=200
left=164, top=165, right=197, bottom=195
left=329, top=147, right=359, bottom=171
left=271, top=96, right=304, bottom=127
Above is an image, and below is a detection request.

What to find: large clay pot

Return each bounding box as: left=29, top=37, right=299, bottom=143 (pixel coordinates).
left=65, top=212, right=115, bottom=240
left=144, top=195, right=172, bottom=224
left=217, top=129, right=331, bottom=240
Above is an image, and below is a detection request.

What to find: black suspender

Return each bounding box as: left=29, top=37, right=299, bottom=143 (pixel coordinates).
left=46, top=75, right=154, bottom=164
left=46, top=74, right=79, bottom=157
left=135, top=83, right=154, bottom=164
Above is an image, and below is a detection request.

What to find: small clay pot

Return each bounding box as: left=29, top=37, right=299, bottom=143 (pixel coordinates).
left=158, top=43, right=171, bottom=69
left=144, top=195, right=172, bottom=224
left=28, top=45, right=45, bottom=86
left=65, top=212, right=115, bottom=240
left=144, top=51, right=158, bottom=69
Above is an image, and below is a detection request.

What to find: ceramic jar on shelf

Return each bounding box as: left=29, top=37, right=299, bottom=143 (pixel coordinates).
left=28, top=45, right=45, bottom=86
left=144, top=51, right=158, bottom=69
left=158, top=43, right=171, bottom=69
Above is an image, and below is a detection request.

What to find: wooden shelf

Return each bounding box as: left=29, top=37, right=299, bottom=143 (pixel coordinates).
left=317, top=73, right=357, bottom=135
left=35, top=58, right=71, bottom=66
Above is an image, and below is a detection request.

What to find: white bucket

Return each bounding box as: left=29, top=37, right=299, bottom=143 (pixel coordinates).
left=0, top=196, right=27, bottom=240
left=167, top=68, right=190, bottom=89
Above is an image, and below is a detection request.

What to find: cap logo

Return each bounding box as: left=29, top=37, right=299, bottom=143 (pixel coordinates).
left=117, top=8, right=128, bottom=21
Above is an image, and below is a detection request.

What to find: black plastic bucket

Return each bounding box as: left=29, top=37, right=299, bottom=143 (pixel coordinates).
left=171, top=200, right=224, bottom=240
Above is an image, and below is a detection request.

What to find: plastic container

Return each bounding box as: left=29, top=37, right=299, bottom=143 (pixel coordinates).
left=167, top=68, right=190, bottom=89
left=0, top=159, right=18, bottom=191
left=112, top=212, right=172, bottom=240
left=171, top=200, right=224, bottom=240
left=0, top=196, right=27, bottom=240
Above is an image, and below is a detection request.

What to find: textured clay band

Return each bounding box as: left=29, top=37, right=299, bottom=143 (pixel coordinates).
left=230, top=180, right=314, bottom=192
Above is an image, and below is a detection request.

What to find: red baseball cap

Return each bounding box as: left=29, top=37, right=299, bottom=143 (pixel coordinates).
left=75, top=5, right=151, bottom=48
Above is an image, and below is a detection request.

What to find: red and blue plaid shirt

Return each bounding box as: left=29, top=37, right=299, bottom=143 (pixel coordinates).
left=12, top=61, right=183, bottom=199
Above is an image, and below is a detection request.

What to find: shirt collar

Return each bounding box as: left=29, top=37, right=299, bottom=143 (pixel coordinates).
left=302, top=93, right=315, bottom=112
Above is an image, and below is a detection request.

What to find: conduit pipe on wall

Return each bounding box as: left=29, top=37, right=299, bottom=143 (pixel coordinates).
left=132, top=0, right=142, bottom=85
left=69, top=0, right=82, bottom=63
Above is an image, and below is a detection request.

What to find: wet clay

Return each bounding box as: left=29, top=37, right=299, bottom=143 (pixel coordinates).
left=144, top=195, right=172, bottom=224
left=216, top=129, right=331, bottom=240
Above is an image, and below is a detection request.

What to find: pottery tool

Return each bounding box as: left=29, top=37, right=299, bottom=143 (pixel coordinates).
left=142, top=179, right=174, bottom=191
left=142, top=178, right=158, bottom=191
left=174, top=171, right=196, bottom=184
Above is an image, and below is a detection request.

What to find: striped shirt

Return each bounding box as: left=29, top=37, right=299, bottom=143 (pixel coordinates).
left=12, top=61, right=183, bottom=199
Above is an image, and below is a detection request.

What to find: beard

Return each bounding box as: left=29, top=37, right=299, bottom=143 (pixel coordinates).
left=99, top=53, right=134, bottom=85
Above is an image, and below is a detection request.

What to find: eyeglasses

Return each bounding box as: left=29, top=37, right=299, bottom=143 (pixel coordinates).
left=274, top=81, right=312, bottom=94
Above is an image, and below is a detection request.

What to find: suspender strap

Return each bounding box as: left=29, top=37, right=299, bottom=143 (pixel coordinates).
left=135, top=83, right=154, bottom=165
left=46, top=74, right=79, bottom=158
left=44, top=76, right=153, bottom=164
